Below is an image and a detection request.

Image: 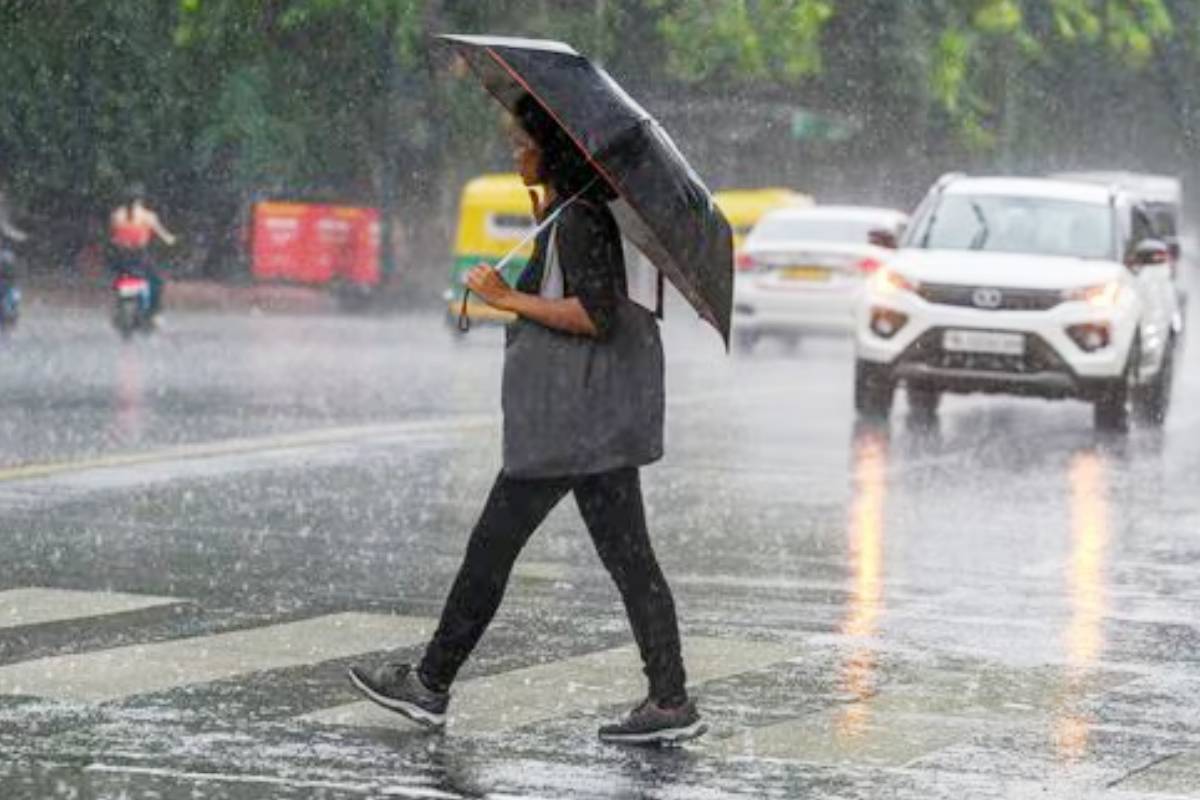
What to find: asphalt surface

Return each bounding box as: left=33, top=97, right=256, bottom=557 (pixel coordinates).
left=2, top=275, right=1200, bottom=799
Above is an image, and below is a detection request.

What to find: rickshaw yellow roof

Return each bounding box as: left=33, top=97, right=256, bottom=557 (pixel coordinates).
left=453, top=173, right=540, bottom=258
left=459, top=173, right=537, bottom=211
left=714, top=188, right=813, bottom=227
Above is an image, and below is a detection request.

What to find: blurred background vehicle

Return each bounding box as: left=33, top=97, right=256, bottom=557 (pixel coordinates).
left=110, top=270, right=155, bottom=339
left=1051, top=171, right=1183, bottom=259
left=713, top=188, right=813, bottom=254
left=733, top=205, right=907, bottom=353
left=854, top=175, right=1182, bottom=431
left=250, top=201, right=381, bottom=311
left=443, top=174, right=537, bottom=327
left=0, top=188, right=27, bottom=335
left=0, top=241, right=21, bottom=334
left=1052, top=171, right=1189, bottom=327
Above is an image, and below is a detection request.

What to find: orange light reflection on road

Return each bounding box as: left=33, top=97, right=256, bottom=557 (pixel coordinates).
left=1054, top=450, right=1110, bottom=762
left=837, top=427, right=888, bottom=740
left=113, top=347, right=144, bottom=443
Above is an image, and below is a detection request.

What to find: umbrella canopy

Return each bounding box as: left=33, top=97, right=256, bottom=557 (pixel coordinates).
left=439, top=34, right=734, bottom=345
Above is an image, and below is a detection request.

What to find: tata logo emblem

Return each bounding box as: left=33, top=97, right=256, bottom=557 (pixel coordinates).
left=972, top=287, right=1003, bottom=309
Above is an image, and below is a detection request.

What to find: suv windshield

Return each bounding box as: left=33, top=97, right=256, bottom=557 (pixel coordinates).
left=911, top=194, right=1115, bottom=260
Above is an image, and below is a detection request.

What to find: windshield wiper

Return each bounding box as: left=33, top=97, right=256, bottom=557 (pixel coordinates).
left=968, top=200, right=990, bottom=250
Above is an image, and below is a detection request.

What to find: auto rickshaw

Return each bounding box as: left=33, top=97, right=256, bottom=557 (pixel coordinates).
left=714, top=187, right=814, bottom=252
left=445, top=180, right=811, bottom=325
left=445, top=173, right=538, bottom=325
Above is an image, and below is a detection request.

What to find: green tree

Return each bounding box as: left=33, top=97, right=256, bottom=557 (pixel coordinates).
left=920, top=0, right=1176, bottom=153
left=1, top=0, right=1197, bottom=283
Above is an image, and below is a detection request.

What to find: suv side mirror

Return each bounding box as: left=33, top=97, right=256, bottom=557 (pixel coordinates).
left=1129, top=239, right=1170, bottom=270
left=868, top=228, right=898, bottom=249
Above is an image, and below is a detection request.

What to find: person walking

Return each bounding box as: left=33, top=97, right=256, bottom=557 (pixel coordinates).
left=347, top=95, right=705, bottom=745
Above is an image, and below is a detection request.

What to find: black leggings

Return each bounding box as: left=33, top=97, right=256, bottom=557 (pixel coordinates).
left=419, top=467, right=687, bottom=705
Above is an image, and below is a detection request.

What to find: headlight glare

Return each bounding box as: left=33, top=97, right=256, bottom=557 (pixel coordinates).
left=1063, top=281, right=1120, bottom=308
left=871, top=268, right=919, bottom=295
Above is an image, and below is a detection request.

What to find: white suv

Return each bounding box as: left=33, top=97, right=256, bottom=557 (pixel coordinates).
left=854, top=175, right=1185, bottom=431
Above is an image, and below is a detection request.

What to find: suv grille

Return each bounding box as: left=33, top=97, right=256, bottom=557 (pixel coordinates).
left=899, top=329, right=1069, bottom=375
left=917, top=283, right=1063, bottom=311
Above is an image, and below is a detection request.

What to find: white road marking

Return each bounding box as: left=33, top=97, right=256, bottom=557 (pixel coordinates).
left=0, top=415, right=496, bottom=484
left=0, top=612, right=433, bottom=703
left=0, top=385, right=789, bottom=493
left=302, top=636, right=793, bottom=734
left=717, top=664, right=1139, bottom=765
left=83, top=763, right=464, bottom=799
left=511, top=561, right=577, bottom=583
left=717, top=708, right=975, bottom=766
left=1113, top=752, right=1200, bottom=794
left=514, top=559, right=920, bottom=596
left=0, top=587, right=181, bottom=630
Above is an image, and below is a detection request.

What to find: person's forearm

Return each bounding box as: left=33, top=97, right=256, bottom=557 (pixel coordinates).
left=502, top=293, right=597, bottom=337
left=154, top=224, right=177, bottom=246
left=0, top=221, right=26, bottom=242
left=148, top=212, right=176, bottom=246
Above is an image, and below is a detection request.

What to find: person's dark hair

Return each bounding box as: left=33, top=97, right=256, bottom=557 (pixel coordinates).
left=126, top=182, right=146, bottom=206
left=514, top=95, right=612, bottom=200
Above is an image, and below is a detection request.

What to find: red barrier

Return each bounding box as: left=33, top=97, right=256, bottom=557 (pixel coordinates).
left=251, top=202, right=380, bottom=286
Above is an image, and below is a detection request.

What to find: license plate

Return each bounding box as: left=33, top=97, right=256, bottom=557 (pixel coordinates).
left=943, top=329, right=1025, bottom=356
left=779, top=266, right=830, bottom=282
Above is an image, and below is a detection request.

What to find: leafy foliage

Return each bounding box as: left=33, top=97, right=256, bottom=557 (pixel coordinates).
left=0, top=0, right=1196, bottom=275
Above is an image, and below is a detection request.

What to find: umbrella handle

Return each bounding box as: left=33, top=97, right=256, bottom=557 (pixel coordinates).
left=457, top=289, right=472, bottom=333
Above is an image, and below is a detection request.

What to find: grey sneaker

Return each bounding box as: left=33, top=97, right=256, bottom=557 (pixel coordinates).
left=598, top=698, right=707, bottom=745
left=346, top=662, right=449, bottom=729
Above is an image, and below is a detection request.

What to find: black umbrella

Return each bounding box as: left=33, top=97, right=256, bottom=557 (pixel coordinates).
left=439, top=34, right=734, bottom=345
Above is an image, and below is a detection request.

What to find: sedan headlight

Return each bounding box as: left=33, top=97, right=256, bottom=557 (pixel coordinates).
left=1062, top=281, right=1121, bottom=308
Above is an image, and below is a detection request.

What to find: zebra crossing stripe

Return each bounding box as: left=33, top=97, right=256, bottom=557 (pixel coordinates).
left=0, top=612, right=433, bottom=703
left=301, top=636, right=793, bottom=734
left=716, top=708, right=974, bottom=765
left=0, top=587, right=181, bottom=631
left=83, top=764, right=465, bottom=799
left=715, top=664, right=1140, bottom=764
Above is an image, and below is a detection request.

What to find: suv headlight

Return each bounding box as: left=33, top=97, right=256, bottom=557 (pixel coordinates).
left=870, top=267, right=919, bottom=295
left=1062, top=281, right=1121, bottom=308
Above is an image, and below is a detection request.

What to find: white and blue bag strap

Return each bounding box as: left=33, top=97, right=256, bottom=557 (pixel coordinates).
left=457, top=181, right=595, bottom=333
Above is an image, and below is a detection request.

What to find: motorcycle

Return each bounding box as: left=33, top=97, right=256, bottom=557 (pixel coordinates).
left=0, top=281, right=18, bottom=335
left=111, top=272, right=154, bottom=339
left=0, top=243, right=20, bottom=335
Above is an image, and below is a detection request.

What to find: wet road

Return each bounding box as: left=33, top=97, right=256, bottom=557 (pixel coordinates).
left=2, top=279, right=1200, bottom=799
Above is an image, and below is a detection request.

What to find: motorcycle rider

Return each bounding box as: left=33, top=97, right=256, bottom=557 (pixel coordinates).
left=0, top=185, right=27, bottom=324
left=108, top=183, right=176, bottom=319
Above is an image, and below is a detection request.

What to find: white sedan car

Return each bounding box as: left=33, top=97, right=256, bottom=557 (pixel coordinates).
left=733, top=206, right=908, bottom=352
